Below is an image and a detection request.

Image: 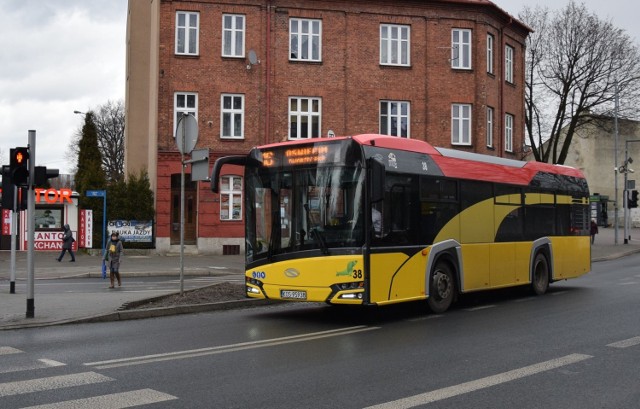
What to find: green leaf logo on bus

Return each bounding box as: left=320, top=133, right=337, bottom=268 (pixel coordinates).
left=336, top=260, right=358, bottom=276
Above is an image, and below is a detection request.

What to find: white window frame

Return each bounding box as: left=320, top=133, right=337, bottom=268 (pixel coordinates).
left=505, top=113, right=514, bottom=152
left=505, top=45, right=514, bottom=83
left=487, top=34, right=494, bottom=74
left=380, top=101, right=410, bottom=138
left=220, top=94, right=244, bottom=139
left=222, top=14, right=245, bottom=58
left=452, top=104, right=472, bottom=145
left=487, top=106, right=494, bottom=148
left=219, top=175, right=243, bottom=221
left=289, top=18, right=322, bottom=62
left=289, top=97, right=321, bottom=139
left=452, top=29, right=472, bottom=69
left=174, top=92, right=198, bottom=136
left=380, top=24, right=410, bottom=66
left=175, top=11, right=199, bottom=55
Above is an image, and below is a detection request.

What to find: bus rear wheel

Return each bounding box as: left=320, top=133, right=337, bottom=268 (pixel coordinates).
left=531, top=253, right=550, bottom=295
left=427, top=261, right=455, bottom=314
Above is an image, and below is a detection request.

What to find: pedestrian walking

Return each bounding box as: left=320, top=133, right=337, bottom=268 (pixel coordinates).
left=590, top=219, right=599, bottom=244
left=56, top=224, right=76, bottom=262
left=104, top=231, right=124, bottom=288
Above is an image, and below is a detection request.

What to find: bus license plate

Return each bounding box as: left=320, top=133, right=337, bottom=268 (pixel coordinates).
left=281, top=290, right=307, bottom=300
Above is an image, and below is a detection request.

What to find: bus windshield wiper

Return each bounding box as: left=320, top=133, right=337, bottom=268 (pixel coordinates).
left=304, top=204, right=329, bottom=255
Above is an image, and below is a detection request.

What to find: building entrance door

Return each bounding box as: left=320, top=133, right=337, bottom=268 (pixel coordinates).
left=170, top=173, right=197, bottom=245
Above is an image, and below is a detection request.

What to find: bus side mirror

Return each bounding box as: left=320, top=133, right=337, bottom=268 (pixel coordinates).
left=369, top=158, right=385, bottom=203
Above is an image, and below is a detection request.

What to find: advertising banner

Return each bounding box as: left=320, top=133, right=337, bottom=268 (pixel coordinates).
left=107, top=220, right=153, bottom=243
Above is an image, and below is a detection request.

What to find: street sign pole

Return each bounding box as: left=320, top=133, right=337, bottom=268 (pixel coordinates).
left=86, top=190, right=107, bottom=257
left=26, top=130, right=36, bottom=318
left=175, top=113, right=198, bottom=296
left=9, top=185, right=17, bottom=294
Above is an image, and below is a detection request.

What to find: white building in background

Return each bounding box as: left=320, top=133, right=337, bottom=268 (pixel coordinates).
left=544, top=115, right=640, bottom=227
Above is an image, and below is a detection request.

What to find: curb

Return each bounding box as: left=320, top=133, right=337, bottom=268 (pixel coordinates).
left=0, top=298, right=273, bottom=331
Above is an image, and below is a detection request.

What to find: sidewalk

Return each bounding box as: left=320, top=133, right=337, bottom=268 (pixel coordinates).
left=2, top=228, right=640, bottom=330
left=0, top=251, right=245, bottom=330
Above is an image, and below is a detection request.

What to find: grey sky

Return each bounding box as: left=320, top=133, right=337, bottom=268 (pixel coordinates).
left=0, top=0, right=636, bottom=176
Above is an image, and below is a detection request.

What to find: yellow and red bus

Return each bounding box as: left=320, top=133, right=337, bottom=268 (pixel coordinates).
left=211, top=134, right=590, bottom=313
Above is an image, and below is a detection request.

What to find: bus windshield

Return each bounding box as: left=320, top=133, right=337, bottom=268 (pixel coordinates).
left=245, top=165, right=365, bottom=263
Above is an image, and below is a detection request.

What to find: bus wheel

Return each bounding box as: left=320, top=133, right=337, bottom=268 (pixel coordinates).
left=427, top=261, right=455, bottom=314
left=531, top=253, right=549, bottom=295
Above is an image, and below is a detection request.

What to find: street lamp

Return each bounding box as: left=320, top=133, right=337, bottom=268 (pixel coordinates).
left=73, top=110, right=85, bottom=115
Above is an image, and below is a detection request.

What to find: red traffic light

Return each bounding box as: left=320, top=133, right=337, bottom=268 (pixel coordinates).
left=9, top=147, right=30, bottom=187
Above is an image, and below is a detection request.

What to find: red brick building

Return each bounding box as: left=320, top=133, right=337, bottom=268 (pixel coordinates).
left=125, top=0, right=530, bottom=254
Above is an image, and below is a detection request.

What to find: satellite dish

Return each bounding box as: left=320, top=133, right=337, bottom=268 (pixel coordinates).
left=248, top=50, right=259, bottom=65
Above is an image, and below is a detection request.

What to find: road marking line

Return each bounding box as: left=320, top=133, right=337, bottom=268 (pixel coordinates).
left=0, top=372, right=113, bottom=398
left=38, top=359, right=66, bottom=367
left=86, top=326, right=379, bottom=369
left=407, top=315, right=444, bottom=322
left=20, top=388, right=178, bottom=409
left=0, top=346, right=22, bottom=355
left=618, top=281, right=639, bottom=286
left=364, top=354, right=592, bottom=409
left=465, top=305, right=496, bottom=312
left=607, top=336, right=640, bottom=348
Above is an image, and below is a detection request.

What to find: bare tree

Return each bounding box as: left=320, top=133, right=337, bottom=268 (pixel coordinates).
left=94, top=100, right=125, bottom=182
left=68, top=100, right=125, bottom=181
left=520, top=1, right=640, bottom=164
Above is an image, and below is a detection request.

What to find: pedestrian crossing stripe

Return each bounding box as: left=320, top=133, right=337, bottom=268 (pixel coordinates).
left=0, top=359, right=66, bottom=375
left=0, top=372, right=113, bottom=398
left=19, top=388, right=178, bottom=409
left=0, top=346, right=22, bottom=355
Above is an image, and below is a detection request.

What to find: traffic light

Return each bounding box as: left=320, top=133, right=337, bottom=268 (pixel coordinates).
left=1, top=165, right=13, bottom=209
left=630, top=190, right=639, bottom=208
left=34, top=166, right=59, bottom=187
left=10, top=147, right=30, bottom=187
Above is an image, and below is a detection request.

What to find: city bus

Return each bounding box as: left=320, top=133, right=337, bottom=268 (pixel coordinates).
left=211, top=134, right=590, bottom=313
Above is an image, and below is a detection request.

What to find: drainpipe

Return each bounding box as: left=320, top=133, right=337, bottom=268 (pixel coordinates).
left=265, top=1, right=272, bottom=145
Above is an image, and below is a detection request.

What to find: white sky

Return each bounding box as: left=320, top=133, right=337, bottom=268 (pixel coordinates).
left=498, top=0, right=639, bottom=45
left=0, top=1, right=636, bottom=175
left=0, top=0, right=127, bottom=175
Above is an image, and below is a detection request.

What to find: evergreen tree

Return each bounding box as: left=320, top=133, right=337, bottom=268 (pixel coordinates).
left=75, top=112, right=107, bottom=248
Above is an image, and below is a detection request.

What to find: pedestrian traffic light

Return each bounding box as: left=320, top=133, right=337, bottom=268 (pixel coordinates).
left=630, top=190, right=639, bottom=208
left=9, top=147, right=30, bottom=187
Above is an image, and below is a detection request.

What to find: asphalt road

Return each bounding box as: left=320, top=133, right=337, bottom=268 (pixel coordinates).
left=2, top=254, right=640, bottom=408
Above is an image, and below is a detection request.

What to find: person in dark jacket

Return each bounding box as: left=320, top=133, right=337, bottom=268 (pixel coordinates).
left=590, top=219, right=599, bottom=244
left=57, top=224, right=75, bottom=262
left=104, top=231, right=124, bottom=288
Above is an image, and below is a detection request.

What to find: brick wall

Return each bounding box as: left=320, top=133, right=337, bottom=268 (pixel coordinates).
left=149, top=0, right=529, bottom=244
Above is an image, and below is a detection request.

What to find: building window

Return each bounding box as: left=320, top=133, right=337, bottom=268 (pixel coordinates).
left=452, top=104, right=472, bottom=145
left=221, top=94, right=244, bottom=139
left=222, top=14, right=245, bottom=58
left=174, top=92, right=197, bottom=135
left=505, top=45, right=514, bottom=83
left=289, top=97, right=321, bottom=139
left=220, top=175, right=242, bottom=221
left=176, top=11, right=199, bottom=55
left=505, top=113, right=514, bottom=152
left=487, top=107, right=494, bottom=148
left=452, top=29, right=472, bottom=69
left=380, top=24, right=410, bottom=66
left=290, top=18, right=321, bottom=62
left=380, top=101, right=410, bottom=138
left=487, top=34, right=494, bottom=74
